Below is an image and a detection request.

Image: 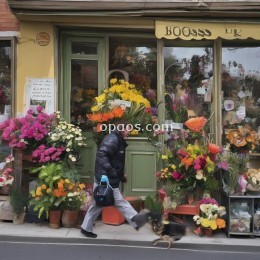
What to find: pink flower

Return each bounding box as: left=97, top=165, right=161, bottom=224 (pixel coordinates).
left=172, top=170, right=184, bottom=180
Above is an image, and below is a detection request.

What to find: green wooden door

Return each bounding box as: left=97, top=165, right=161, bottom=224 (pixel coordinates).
left=124, top=139, right=158, bottom=198
left=60, top=35, right=105, bottom=183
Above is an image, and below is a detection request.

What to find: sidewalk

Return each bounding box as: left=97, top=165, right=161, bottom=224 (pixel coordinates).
left=0, top=220, right=259, bottom=247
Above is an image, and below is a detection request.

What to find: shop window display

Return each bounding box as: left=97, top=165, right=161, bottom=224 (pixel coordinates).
left=0, top=40, right=12, bottom=123
left=109, top=37, right=158, bottom=119
left=222, top=47, right=260, bottom=153
left=163, top=46, right=213, bottom=126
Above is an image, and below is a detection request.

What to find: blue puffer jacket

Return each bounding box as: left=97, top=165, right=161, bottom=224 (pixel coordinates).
left=95, top=132, right=128, bottom=188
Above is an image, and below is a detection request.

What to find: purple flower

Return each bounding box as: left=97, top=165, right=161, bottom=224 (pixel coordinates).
left=218, top=161, right=229, bottom=171
left=146, top=89, right=156, bottom=100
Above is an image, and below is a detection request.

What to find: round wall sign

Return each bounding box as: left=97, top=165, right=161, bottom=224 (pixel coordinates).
left=36, top=32, right=50, bottom=46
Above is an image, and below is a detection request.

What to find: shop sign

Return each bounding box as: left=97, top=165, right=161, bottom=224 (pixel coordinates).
left=155, top=20, right=260, bottom=40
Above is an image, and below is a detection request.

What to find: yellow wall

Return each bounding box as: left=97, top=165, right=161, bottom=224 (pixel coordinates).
left=16, top=21, right=54, bottom=114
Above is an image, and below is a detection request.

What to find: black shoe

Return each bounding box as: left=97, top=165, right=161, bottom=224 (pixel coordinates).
left=132, top=212, right=150, bottom=230
left=81, top=228, right=97, bottom=238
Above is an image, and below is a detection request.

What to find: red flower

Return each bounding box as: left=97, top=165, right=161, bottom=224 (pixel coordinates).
left=208, top=143, right=221, bottom=155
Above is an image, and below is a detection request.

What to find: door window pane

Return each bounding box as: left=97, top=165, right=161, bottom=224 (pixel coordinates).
left=164, top=46, right=213, bottom=121
left=0, top=40, right=12, bottom=120
left=221, top=47, right=260, bottom=153
left=71, top=60, right=98, bottom=130
left=109, top=37, right=157, bottom=114
left=71, top=42, right=97, bottom=55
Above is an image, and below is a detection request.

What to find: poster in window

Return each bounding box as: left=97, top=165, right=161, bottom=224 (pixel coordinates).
left=24, top=78, right=56, bottom=114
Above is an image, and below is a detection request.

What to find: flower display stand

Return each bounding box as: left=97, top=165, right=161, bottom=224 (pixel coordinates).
left=164, top=202, right=200, bottom=220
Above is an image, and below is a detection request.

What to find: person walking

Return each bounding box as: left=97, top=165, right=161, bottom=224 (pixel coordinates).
left=81, top=125, right=150, bottom=238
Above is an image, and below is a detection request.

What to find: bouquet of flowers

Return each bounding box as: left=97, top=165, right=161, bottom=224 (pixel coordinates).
left=87, top=78, right=154, bottom=141
left=0, top=107, right=87, bottom=163
left=193, top=198, right=226, bottom=231
left=218, top=152, right=249, bottom=195
left=155, top=117, right=222, bottom=194
left=225, top=126, right=259, bottom=153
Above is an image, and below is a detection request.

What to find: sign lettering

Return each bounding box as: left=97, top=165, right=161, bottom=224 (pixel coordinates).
left=156, top=20, right=260, bottom=40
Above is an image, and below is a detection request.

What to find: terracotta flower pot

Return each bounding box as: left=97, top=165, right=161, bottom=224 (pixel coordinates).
left=49, top=209, right=62, bottom=229
left=200, top=226, right=213, bottom=237
left=61, top=210, right=79, bottom=228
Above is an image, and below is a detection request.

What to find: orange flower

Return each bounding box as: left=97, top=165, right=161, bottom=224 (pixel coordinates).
left=53, top=188, right=67, bottom=197
left=112, top=106, right=125, bottom=118
left=181, top=157, right=193, bottom=169
left=216, top=218, right=226, bottom=229
left=87, top=113, right=103, bottom=122
left=208, top=143, right=221, bottom=155
left=184, top=117, right=207, bottom=132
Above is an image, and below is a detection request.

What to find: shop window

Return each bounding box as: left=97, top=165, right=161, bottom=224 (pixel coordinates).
left=163, top=46, right=213, bottom=123
left=221, top=47, right=260, bottom=153
left=109, top=37, right=158, bottom=114
left=0, top=39, right=13, bottom=155
left=0, top=40, right=12, bottom=121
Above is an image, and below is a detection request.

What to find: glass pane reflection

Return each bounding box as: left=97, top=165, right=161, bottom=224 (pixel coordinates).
left=221, top=47, right=260, bottom=153
left=0, top=40, right=12, bottom=120
left=71, top=42, right=97, bottom=55
left=164, top=47, right=213, bottom=120
left=71, top=60, right=98, bottom=130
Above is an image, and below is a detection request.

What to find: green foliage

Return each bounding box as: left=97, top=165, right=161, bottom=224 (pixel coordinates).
left=144, top=195, right=164, bottom=214
left=204, top=175, right=220, bottom=192
left=29, top=162, right=66, bottom=218
left=220, top=152, right=249, bottom=192
left=164, top=180, right=185, bottom=207
left=10, top=189, right=28, bottom=215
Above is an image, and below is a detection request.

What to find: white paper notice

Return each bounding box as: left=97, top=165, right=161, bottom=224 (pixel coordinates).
left=24, top=78, right=56, bottom=114
left=236, top=106, right=246, bottom=120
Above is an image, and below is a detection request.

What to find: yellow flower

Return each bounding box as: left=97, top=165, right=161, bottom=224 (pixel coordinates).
left=209, top=220, right=217, bottom=230
left=79, top=183, right=86, bottom=189
left=171, top=164, right=176, bottom=170
left=91, top=105, right=100, bottom=112
left=36, top=187, right=43, bottom=196
left=46, top=188, right=52, bottom=194
left=200, top=218, right=210, bottom=228
left=95, top=93, right=106, bottom=103
left=41, top=184, right=47, bottom=190
left=110, top=78, right=117, bottom=84
left=162, top=155, right=168, bottom=160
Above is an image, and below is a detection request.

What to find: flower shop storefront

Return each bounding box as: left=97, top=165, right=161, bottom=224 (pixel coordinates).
left=1, top=0, right=260, bottom=233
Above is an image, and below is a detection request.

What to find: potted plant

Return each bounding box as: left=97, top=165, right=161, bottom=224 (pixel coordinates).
left=9, top=188, right=28, bottom=224
left=29, top=162, right=67, bottom=223
left=144, top=195, right=164, bottom=221
left=60, top=179, right=87, bottom=228
left=193, top=197, right=226, bottom=237
left=0, top=106, right=87, bottom=164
